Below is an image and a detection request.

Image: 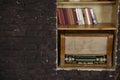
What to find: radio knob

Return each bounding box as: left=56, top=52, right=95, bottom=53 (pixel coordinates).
left=103, top=58, right=106, bottom=62
left=68, top=57, right=72, bottom=62
left=65, top=57, right=68, bottom=61
left=100, top=58, right=105, bottom=62
left=83, top=62, right=86, bottom=64
left=72, top=58, right=75, bottom=61
left=96, top=58, right=99, bottom=61
left=78, top=62, right=82, bottom=64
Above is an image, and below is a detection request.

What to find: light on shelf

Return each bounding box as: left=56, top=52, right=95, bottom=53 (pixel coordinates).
left=69, top=0, right=80, bottom=1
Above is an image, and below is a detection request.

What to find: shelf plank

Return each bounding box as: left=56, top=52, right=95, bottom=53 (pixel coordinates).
left=57, top=23, right=117, bottom=30
left=62, top=64, right=107, bottom=68
left=57, top=1, right=115, bottom=5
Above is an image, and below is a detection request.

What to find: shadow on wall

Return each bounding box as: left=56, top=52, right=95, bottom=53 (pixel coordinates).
left=115, top=66, right=120, bottom=80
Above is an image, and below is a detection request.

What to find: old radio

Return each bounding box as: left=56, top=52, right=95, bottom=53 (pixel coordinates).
left=59, top=31, right=114, bottom=68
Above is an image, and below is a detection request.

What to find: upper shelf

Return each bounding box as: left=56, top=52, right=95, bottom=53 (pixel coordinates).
left=57, top=1, right=115, bottom=5
left=57, top=23, right=117, bottom=30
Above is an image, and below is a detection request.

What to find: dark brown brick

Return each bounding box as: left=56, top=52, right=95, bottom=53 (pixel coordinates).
left=0, top=0, right=119, bottom=80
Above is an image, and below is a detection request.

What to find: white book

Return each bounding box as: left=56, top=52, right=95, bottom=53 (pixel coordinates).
left=75, top=8, right=81, bottom=25
left=78, top=8, right=85, bottom=25
left=90, top=8, right=97, bottom=24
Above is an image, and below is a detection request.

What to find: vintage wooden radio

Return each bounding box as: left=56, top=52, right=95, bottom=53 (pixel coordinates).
left=58, top=31, right=114, bottom=68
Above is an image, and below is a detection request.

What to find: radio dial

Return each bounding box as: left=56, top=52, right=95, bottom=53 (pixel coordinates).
left=103, top=58, right=106, bottom=62
left=96, top=58, right=99, bottom=61
left=68, top=57, right=72, bottom=62
left=65, top=54, right=106, bottom=64
left=72, top=58, right=75, bottom=61
left=65, top=57, right=68, bottom=61
left=100, top=58, right=103, bottom=62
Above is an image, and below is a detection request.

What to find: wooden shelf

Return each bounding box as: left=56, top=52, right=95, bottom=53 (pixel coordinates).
left=57, top=23, right=117, bottom=30
left=57, top=1, right=115, bottom=5
left=60, top=64, right=107, bottom=68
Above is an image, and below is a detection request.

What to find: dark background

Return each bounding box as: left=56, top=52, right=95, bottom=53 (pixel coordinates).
left=0, top=0, right=120, bottom=80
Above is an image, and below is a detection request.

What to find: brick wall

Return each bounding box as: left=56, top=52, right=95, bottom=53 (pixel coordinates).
left=0, top=0, right=119, bottom=80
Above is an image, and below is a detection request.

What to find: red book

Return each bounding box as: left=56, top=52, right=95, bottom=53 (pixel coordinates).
left=83, top=8, right=93, bottom=25
left=83, top=8, right=88, bottom=24
left=63, top=8, right=69, bottom=24
left=60, top=8, right=65, bottom=24
left=66, top=8, right=71, bottom=24
left=88, top=8, right=93, bottom=25
left=72, top=8, right=78, bottom=25
left=57, top=8, right=62, bottom=24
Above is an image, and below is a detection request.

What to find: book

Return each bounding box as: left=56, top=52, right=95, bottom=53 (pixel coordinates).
left=83, top=8, right=93, bottom=25
left=63, top=8, right=69, bottom=24
left=72, top=8, right=78, bottom=24
left=76, top=8, right=81, bottom=25
left=57, top=8, right=97, bottom=25
left=69, top=8, right=75, bottom=24
left=90, top=8, right=97, bottom=24
left=60, top=8, right=66, bottom=24
left=78, top=8, right=85, bottom=25
left=57, top=8, right=62, bottom=24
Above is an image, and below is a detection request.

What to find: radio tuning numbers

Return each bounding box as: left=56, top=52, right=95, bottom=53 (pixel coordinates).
left=96, top=58, right=99, bottom=61
left=78, top=62, right=82, bottom=64
left=65, top=55, right=75, bottom=63
left=65, top=54, right=107, bottom=64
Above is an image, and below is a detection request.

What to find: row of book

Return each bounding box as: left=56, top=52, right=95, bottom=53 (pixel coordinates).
left=57, top=8, right=97, bottom=25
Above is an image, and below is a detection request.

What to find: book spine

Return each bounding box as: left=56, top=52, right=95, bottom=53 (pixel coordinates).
left=66, top=8, right=71, bottom=24
left=79, top=8, right=85, bottom=25
left=57, top=8, right=62, bottom=24
left=88, top=8, right=93, bottom=24
left=70, top=8, right=75, bottom=24
left=83, top=8, right=88, bottom=25
left=60, top=8, right=65, bottom=24
left=68, top=8, right=74, bottom=24
left=63, top=8, right=68, bottom=24
left=90, top=8, right=97, bottom=24
left=85, top=8, right=91, bottom=25
left=72, top=8, right=78, bottom=25
left=76, top=8, right=81, bottom=25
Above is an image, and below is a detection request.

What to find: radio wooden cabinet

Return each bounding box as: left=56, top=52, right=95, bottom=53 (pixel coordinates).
left=56, top=0, right=118, bottom=70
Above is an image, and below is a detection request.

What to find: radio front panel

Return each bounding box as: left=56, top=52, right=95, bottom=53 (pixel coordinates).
left=59, top=32, right=114, bottom=68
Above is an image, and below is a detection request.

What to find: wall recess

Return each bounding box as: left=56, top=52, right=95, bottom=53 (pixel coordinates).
left=56, top=0, right=119, bottom=70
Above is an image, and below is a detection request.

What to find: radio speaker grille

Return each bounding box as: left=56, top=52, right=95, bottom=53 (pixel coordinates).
left=65, top=36, right=107, bottom=55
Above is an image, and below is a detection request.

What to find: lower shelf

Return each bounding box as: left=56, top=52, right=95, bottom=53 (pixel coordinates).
left=58, top=29, right=115, bottom=69
left=60, top=64, right=108, bottom=68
